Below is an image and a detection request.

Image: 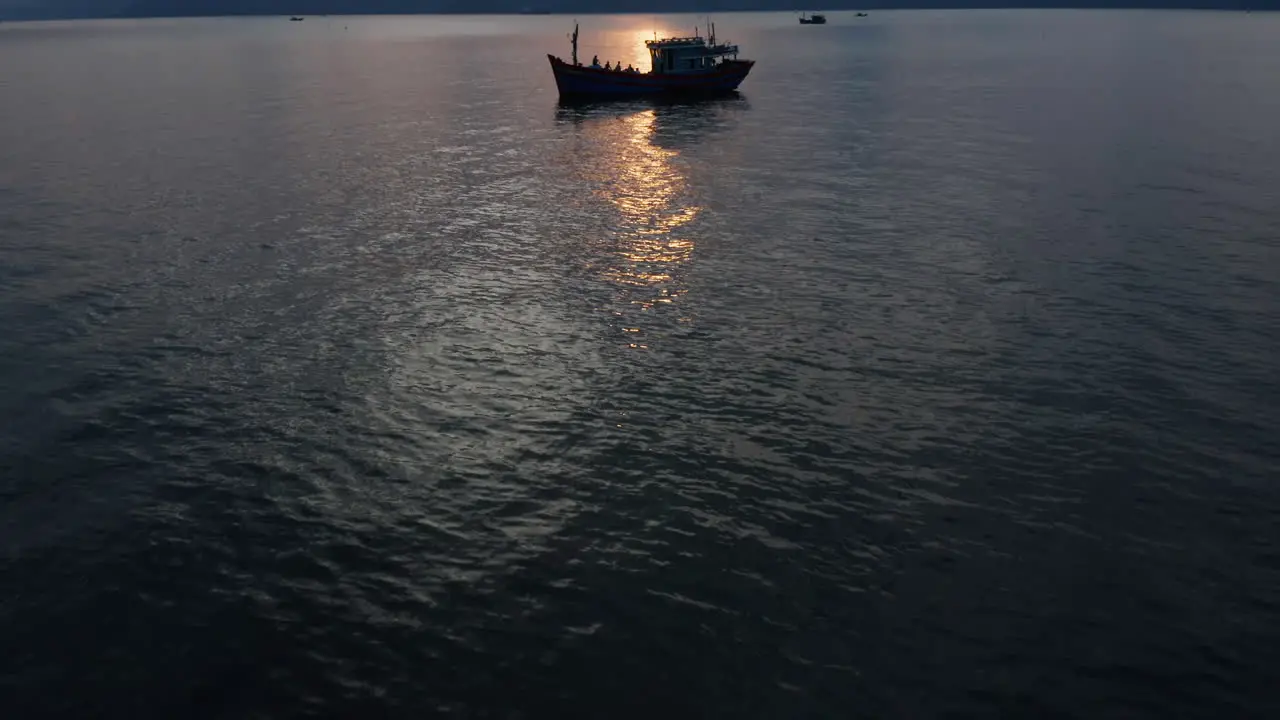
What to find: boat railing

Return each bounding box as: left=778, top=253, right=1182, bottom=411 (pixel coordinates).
left=645, top=36, right=706, bottom=47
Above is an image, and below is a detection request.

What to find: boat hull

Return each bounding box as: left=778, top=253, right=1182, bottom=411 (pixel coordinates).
left=547, top=55, right=754, bottom=98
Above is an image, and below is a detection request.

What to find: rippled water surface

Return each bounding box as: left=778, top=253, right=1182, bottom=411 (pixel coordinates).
left=2, top=10, right=1279, bottom=718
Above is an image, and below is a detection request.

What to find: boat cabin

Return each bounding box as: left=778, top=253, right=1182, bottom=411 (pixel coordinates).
left=645, top=32, right=740, bottom=75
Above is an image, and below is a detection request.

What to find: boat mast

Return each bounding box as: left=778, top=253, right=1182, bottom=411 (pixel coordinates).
left=570, top=21, right=579, bottom=66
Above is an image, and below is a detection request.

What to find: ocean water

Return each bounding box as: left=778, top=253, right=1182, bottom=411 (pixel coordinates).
left=1, top=10, right=1278, bottom=718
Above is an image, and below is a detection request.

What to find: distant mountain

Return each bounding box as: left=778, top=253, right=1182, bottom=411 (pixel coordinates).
left=115, top=0, right=1280, bottom=16
left=2, top=0, right=1275, bottom=22
left=120, top=0, right=449, bottom=17
left=121, top=0, right=1280, bottom=14
left=0, top=0, right=125, bottom=20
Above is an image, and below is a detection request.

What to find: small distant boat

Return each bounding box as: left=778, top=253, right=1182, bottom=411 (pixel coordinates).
left=547, top=22, right=754, bottom=99
left=289, top=16, right=304, bottom=21
left=799, top=13, right=827, bottom=25
left=857, top=12, right=868, bottom=17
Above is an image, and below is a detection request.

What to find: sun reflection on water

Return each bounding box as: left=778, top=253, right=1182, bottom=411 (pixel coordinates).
left=597, top=109, right=700, bottom=298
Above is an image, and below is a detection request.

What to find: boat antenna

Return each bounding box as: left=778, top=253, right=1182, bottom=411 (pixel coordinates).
left=570, top=20, right=578, bottom=66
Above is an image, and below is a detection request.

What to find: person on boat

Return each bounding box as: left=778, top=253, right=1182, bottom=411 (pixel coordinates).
left=591, top=55, right=599, bottom=68
left=625, top=63, right=635, bottom=73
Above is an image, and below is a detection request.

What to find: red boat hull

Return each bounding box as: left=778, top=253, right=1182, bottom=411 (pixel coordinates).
left=547, top=55, right=754, bottom=98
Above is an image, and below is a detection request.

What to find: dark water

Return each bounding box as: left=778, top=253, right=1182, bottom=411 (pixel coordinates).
left=2, top=10, right=1279, bottom=718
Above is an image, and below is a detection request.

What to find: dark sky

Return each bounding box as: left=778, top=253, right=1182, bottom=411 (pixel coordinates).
left=0, top=0, right=1271, bottom=22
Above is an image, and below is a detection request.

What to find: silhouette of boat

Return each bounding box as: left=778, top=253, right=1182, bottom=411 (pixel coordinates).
left=289, top=16, right=304, bottom=21
left=799, top=13, right=827, bottom=25
left=547, top=22, right=754, bottom=99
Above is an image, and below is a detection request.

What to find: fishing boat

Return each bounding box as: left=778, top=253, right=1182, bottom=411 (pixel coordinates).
left=799, top=13, right=827, bottom=25
left=547, top=22, right=754, bottom=99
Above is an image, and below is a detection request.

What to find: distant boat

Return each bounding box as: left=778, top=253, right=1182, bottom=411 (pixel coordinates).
left=856, top=12, right=868, bottom=17
left=547, top=22, right=754, bottom=99
left=289, top=16, right=304, bottom=21
left=799, top=13, right=827, bottom=25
